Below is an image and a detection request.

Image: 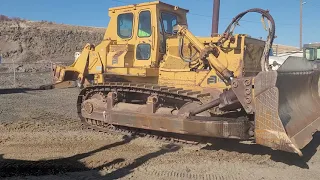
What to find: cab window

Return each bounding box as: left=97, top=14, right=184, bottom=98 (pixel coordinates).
left=138, top=11, right=151, bottom=37
left=136, top=44, right=151, bottom=60
left=117, top=13, right=133, bottom=39
left=161, top=12, right=177, bottom=34
left=305, top=48, right=315, bottom=60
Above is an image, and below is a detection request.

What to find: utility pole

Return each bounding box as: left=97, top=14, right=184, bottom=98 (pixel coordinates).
left=211, top=0, right=220, bottom=37
left=300, top=0, right=303, bottom=50
left=300, top=1, right=306, bottom=50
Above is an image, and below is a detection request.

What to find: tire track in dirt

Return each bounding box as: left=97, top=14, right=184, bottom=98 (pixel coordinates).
left=132, top=161, right=252, bottom=180
left=139, top=169, right=246, bottom=180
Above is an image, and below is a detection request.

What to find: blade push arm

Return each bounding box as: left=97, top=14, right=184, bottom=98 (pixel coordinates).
left=175, top=25, right=234, bottom=84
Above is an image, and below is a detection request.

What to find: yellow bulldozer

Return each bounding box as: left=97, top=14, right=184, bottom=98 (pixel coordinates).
left=51, top=1, right=320, bottom=156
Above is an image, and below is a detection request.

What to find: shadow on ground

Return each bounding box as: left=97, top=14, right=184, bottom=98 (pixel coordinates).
left=0, top=135, right=134, bottom=177
left=0, top=134, right=180, bottom=178
left=104, top=143, right=181, bottom=179
left=203, top=132, right=320, bottom=169
left=0, top=88, right=43, bottom=94
left=0, top=84, right=72, bottom=94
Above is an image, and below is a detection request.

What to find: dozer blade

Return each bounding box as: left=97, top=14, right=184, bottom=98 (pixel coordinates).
left=254, top=57, right=320, bottom=156
left=41, top=63, right=78, bottom=89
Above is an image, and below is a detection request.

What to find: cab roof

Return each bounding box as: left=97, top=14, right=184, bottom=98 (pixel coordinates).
left=304, top=43, right=320, bottom=48
left=109, top=1, right=189, bottom=13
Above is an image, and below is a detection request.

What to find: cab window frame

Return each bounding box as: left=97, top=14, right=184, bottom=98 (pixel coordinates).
left=158, top=11, right=179, bottom=53
left=117, top=12, right=134, bottom=39
left=305, top=48, right=316, bottom=61
left=160, top=12, right=178, bottom=35
left=136, top=43, right=151, bottom=60
left=137, top=10, right=152, bottom=38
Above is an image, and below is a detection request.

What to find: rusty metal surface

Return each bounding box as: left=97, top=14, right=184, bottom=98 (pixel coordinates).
left=77, top=82, right=252, bottom=142
left=81, top=104, right=251, bottom=140
left=254, top=71, right=302, bottom=155
left=254, top=69, right=320, bottom=156
left=179, top=101, right=212, bottom=117
left=189, top=99, right=220, bottom=116
left=231, top=77, right=254, bottom=113
left=242, top=40, right=264, bottom=76
left=277, top=56, right=316, bottom=72
left=277, top=70, right=320, bottom=149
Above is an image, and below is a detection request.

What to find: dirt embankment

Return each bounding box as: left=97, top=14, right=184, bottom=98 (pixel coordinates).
left=0, top=15, right=300, bottom=64
left=0, top=19, right=105, bottom=63
left=0, top=18, right=106, bottom=88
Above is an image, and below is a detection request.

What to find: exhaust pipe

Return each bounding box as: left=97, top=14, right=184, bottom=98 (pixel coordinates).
left=211, top=0, right=220, bottom=37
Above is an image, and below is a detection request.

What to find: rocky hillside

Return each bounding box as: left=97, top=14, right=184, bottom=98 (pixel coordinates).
left=0, top=18, right=105, bottom=63
left=0, top=16, right=299, bottom=64
left=273, top=44, right=300, bottom=54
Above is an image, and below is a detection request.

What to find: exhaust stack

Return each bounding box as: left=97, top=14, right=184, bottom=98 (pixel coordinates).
left=211, top=0, right=220, bottom=37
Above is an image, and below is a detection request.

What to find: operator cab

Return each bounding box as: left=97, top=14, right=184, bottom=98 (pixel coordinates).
left=105, top=1, right=188, bottom=68
left=304, top=43, right=320, bottom=61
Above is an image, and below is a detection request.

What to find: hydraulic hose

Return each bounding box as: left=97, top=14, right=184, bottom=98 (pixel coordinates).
left=179, top=36, right=198, bottom=63
left=217, top=8, right=276, bottom=72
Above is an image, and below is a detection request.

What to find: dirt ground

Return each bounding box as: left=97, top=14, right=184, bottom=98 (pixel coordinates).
left=0, top=88, right=319, bottom=180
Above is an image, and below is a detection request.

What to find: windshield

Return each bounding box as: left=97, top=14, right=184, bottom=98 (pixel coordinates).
left=305, top=48, right=316, bottom=60
left=161, top=12, right=178, bottom=34
left=159, top=12, right=178, bottom=53
left=305, top=47, right=320, bottom=60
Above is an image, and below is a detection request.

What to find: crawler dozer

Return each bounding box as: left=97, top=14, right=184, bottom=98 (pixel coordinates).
left=52, top=1, right=320, bottom=156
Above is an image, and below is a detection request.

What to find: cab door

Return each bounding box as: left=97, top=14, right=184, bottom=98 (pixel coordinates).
left=133, top=9, right=155, bottom=67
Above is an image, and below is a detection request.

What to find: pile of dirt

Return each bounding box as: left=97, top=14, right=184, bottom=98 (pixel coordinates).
left=0, top=18, right=105, bottom=63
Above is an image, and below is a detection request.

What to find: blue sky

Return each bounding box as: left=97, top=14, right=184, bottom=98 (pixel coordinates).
left=1, top=0, right=319, bottom=47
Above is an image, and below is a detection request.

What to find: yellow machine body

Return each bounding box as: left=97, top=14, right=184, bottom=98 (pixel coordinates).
left=52, top=1, right=320, bottom=156
left=53, top=1, right=264, bottom=94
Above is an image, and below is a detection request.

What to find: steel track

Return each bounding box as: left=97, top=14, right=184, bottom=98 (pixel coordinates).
left=77, top=82, right=244, bottom=146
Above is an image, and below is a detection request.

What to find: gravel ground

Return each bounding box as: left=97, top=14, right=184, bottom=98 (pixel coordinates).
left=0, top=72, right=53, bottom=89
left=0, top=88, right=320, bottom=180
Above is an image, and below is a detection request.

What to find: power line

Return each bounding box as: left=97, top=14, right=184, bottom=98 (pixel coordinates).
left=110, top=0, right=300, bottom=27
left=188, top=13, right=299, bottom=27
left=299, top=0, right=320, bottom=7
left=110, top=0, right=130, bottom=4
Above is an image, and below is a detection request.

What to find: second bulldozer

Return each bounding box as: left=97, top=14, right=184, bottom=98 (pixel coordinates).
left=52, top=1, right=320, bottom=156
